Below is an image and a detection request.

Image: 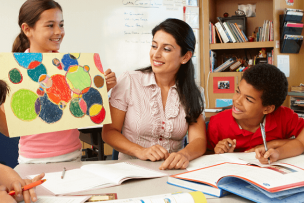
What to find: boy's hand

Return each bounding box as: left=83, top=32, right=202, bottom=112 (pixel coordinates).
left=255, top=148, right=279, bottom=164
left=10, top=173, right=45, bottom=203
left=0, top=185, right=16, bottom=203
left=214, top=138, right=236, bottom=154
left=104, top=69, right=117, bottom=92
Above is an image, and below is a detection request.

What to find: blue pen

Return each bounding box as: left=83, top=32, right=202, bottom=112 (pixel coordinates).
left=260, top=123, right=270, bottom=164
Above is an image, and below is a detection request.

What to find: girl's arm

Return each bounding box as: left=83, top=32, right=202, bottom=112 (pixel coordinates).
left=102, top=105, right=169, bottom=161
left=159, top=114, right=207, bottom=170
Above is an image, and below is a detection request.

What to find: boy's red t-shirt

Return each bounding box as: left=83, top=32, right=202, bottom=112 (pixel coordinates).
left=207, top=106, right=304, bottom=152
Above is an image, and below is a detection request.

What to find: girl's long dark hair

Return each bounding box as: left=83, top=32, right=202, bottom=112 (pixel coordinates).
left=12, top=0, right=62, bottom=52
left=0, top=80, right=9, bottom=105
left=137, top=18, right=204, bottom=124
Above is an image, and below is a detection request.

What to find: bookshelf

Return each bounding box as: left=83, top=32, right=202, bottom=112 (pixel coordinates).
left=201, top=0, right=304, bottom=108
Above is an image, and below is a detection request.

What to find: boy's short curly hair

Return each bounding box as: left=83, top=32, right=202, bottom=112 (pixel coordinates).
left=242, top=64, right=288, bottom=110
left=0, top=80, right=9, bottom=105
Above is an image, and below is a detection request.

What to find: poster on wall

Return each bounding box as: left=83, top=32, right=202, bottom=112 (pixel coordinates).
left=213, top=76, right=235, bottom=94
left=1, top=53, right=111, bottom=137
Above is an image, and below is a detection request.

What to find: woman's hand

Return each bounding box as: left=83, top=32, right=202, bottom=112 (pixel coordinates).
left=0, top=185, right=16, bottom=203
left=136, top=145, right=169, bottom=161
left=10, top=173, right=45, bottom=203
left=214, top=138, right=236, bottom=154
left=104, top=69, right=117, bottom=92
left=159, top=152, right=189, bottom=170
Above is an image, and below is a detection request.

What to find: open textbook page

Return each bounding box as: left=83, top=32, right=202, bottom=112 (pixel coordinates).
left=187, top=152, right=304, bottom=171
left=29, top=162, right=166, bottom=195
left=87, top=192, right=206, bottom=203
left=20, top=196, right=90, bottom=203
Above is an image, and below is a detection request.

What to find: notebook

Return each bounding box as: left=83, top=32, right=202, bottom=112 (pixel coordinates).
left=29, top=162, right=167, bottom=195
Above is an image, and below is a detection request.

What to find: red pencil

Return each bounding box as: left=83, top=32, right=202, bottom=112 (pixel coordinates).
left=8, top=179, right=46, bottom=196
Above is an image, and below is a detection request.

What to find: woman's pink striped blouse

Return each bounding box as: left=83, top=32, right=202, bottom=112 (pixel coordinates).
left=110, top=71, right=188, bottom=160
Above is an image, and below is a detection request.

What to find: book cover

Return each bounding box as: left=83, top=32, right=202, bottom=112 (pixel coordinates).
left=217, top=17, right=232, bottom=42
left=223, top=22, right=236, bottom=43
left=215, top=22, right=229, bottom=43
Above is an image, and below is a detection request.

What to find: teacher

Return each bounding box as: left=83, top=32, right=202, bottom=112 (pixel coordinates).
left=102, top=18, right=206, bottom=170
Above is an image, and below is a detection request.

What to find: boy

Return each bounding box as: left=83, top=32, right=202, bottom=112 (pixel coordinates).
left=207, top=64, right=304, bottom=154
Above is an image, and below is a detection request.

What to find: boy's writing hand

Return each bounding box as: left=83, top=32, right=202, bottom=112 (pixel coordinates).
left=159, top=152, right=189, bottom=170
left=10, top=173, right=45, bottom=203
left=214, top=138, right=236, bottom=154
left=255, top=148, right=279, bottom=164
left=104, top=69, right=117, bottom=92
left=136, top=144, right=169, bottom=162
left=0, top=185, right=16, bottom=203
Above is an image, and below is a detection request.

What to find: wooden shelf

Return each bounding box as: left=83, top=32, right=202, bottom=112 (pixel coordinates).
left=210, top=41, right=275, bottom=50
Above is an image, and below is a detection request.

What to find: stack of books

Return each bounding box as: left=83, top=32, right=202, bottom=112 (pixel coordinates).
left=213, top=18, right=248, bottom=43
left=213, top=58, right=234, bottom=72
left=255, top=20, right=274, bottom=42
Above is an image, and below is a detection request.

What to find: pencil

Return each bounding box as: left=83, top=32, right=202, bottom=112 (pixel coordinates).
left=260, top=123, right=271, bottom=164
left=61, top=167, right=66, bottom=179
left=8, top=179, right=46, bottom=196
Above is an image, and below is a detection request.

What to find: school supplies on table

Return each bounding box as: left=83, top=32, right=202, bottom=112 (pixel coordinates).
left=168, top=161, right=304, bottom=200
left=9, top=179, right=46, bottom=196
left=89, top=191, right=206, bottom=203
left=29, top=162, right=167, bottom=195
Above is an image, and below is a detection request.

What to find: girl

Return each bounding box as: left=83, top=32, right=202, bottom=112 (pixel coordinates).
left=0, top=0, right=116, bottom=164
left=102, top=18, right=207, bottom=170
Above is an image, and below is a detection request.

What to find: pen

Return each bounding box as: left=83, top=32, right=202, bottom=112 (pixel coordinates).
left=61, top=167, right=66, bottom=179
left=260, top=123, right=270, bottom=164
left=9, top=179, right=46, bottom=196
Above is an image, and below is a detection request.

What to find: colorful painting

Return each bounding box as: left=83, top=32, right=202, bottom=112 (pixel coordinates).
left=1, top=53, right=111, bottom=137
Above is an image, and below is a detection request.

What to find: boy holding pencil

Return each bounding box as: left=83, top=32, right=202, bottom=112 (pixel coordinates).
left=0, top=80, right=44, bottom=203
left=207, top=64, right=304, bottom=157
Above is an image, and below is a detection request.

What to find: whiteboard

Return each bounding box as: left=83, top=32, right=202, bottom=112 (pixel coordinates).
left=0, top=0, right=185, bottom=78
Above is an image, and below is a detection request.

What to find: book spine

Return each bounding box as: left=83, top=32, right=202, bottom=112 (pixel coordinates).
left=226, top=22, right=239, bottom=43
left=234, top=23, right=246, bottom=42
left=215, top=26, right=223, bottom=43
left=223, top=22, right=236, bottom=43
left=215, top=22, right=229, bottom=43
left=214, top=59, right=234, bottom=72
left=212, top=23, right=216, bottom=43
left=231, top=23, right=243, bottom=42
left=217, top=17, right=232, bottom=42
left=241, top=30, right=248, bottom=41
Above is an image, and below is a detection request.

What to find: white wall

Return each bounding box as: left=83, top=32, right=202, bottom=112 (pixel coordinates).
left=0, top=0, right=183, bottom=78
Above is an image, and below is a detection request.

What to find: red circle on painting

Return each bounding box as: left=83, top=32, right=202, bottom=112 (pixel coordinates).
left=90, top=106, right=105, bottom=124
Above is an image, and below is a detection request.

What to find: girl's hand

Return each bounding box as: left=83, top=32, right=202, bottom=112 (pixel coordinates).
left=0, top=185, right=16, bottom=203
left=255, top=148, right=279, bottom=164
left=159, top=152, right=189, bottom=170
left=214, top=138, right=236, bottom=154
left=10, top=173, right=45, bottom=203
left=104, top=69, right=117, bottom=92
left=136, top=145, right=169, bottom=161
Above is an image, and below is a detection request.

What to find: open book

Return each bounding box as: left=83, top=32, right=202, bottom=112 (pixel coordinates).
left=187, top=152, right=304, bottom=171
left=168, top=154, right=304, bottom=201
left=29, top=162, right=166, bottom=195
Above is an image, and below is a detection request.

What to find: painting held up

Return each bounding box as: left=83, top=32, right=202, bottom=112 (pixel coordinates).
left=1, top=53, right=111, bottom=137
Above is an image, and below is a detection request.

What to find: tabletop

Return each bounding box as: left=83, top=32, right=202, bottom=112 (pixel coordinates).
left=15, top=159, right=252, bottom=202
